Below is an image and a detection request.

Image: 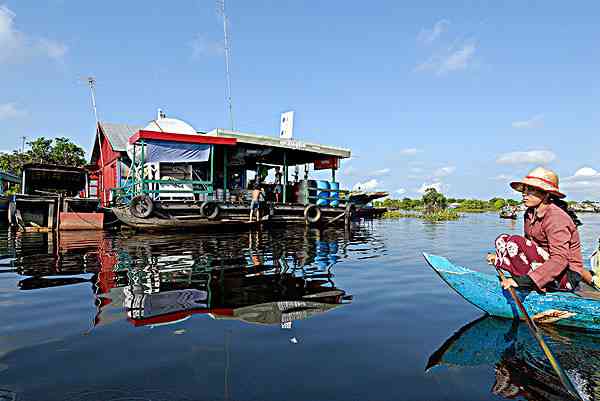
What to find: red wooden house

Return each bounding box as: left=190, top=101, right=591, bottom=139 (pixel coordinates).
left=89, top=122, right=141, bottom=207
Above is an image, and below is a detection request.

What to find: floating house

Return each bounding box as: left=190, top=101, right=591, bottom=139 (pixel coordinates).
left=101, top=113, right=355, bottom=230
left=8, top=163, right=103, bottom=231
left=89, top=122, right=141, bottom=207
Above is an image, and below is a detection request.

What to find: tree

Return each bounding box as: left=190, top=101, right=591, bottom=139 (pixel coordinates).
left=0, top=137, right=86, bottom=176
left=422, top=188, right=447, bottom=213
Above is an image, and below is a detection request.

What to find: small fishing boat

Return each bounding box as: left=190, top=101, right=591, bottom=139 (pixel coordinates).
left=499, top=205, right=519, bottom=219
left=423, top=253, right=600, bottom=331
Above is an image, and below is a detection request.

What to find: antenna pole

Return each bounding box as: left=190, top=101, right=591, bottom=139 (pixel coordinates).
left=85, top=76, right=106, bottom=205
left=218, top=0, right=234, bottom=130
left=20, top=136, right=27, bottom=153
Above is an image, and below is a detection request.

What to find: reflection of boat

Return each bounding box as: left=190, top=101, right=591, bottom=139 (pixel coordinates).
left=427, top=316, right=600, bottom=401
left=423, top=253, right=600, bottom=331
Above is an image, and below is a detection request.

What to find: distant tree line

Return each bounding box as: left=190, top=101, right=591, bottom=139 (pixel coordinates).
left=0, top=137, right=86, bottom=177
left=375, top=192, right=521, bottom=212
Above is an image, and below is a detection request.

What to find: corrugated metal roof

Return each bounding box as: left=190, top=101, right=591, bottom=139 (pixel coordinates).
left=205, top=128, right=351, bottom=159
left=99, top=122, right=142, bottom=152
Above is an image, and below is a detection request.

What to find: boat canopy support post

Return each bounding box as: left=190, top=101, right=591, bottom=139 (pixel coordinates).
left=210, top=145, right=215, bottom=200
left=331, top=168, right=336, bottom=183
left=223, top=146, right=228, bottom=195
left=283, top=151, right=288, bottom=203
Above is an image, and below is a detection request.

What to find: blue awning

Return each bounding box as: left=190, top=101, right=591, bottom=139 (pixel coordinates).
left=146, top=140, right=210, bottom=163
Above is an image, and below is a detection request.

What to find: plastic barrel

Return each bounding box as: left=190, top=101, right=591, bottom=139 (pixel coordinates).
left=316, top=180, right=330, bottom=206
left=329, top=182, right=340, bottom=207
left=308, top=180, right=317, bottom=204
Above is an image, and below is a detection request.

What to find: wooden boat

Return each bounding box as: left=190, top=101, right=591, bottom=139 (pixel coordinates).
left=499, top=205, right=518, bottom=219
left=112, top=205, right=264, bottom=230
left=423, top=253, right=600, bottom=331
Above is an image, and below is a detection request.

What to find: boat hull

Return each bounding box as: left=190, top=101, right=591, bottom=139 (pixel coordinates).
left=423, top=253, right=600, bottom=331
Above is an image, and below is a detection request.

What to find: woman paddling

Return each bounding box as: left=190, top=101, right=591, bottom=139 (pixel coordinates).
left=488, top=167, right=595, bottom=292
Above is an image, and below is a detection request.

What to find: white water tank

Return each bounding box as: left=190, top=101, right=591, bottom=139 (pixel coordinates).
left=127, top=114, right=199, bottom=160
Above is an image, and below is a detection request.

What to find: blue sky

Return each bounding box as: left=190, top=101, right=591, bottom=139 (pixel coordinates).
left=1, top=1, right=599, bottom=200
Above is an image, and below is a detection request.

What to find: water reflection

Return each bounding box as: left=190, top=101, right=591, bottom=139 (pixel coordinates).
left=427, top=316, right=600, bottom=401
left=4, top=227, right=361, bottom=330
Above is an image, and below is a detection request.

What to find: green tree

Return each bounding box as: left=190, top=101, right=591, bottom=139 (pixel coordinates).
left=0, top=137, right=86, bottom=176
left=422, top=188, right=447, bottom=213
left=492, top=198, right=507, bottom=210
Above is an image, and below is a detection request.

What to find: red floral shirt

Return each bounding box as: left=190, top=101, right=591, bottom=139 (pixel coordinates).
left=524, top=203, right=585, bottom=289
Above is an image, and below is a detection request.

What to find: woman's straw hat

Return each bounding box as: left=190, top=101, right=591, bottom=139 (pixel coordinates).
left=510, top=166, right=565, bottom=198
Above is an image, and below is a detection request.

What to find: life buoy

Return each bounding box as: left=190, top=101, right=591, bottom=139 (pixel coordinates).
left=200, top=201, right=220, bottom=219
left=304, top=205, right=321, bottom=224
left=130, top=195, right=154, bottom=219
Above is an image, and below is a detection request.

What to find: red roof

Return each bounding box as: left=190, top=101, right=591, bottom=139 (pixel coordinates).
left=129, top=130, right=237, bottom=146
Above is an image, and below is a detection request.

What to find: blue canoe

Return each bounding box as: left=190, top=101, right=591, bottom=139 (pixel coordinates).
left=423, top=253, right=600, bottom=332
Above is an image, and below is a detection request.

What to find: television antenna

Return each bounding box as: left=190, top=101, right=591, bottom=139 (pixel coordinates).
left=80, top=75, right=105, bottom=202
left=217, top=0, right=234, bottom=130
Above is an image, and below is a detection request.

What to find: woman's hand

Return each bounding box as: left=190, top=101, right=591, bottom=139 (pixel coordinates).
left=501, top=278, right=519, bottom=290
left=486, top=253, right=497, bottom=265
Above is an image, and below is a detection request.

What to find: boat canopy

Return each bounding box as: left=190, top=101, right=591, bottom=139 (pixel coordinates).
left=206, top=128, right=351, bottom=165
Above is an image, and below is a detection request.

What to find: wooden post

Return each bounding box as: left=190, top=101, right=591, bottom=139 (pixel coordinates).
left=331, top=168, right=336, bottom=183
left=48, top=200, right=55, bottom=230
left=140, top=140, right=146, bottom=194
left=283, top=152, right=288, bottom=203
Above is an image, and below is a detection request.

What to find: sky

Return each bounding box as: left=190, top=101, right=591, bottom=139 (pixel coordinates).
left=1, top=1, right=599, bottom=200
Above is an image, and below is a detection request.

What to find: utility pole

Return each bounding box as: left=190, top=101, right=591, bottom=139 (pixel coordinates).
left=217, top=0, right=234, bottom=130
left=20, top=136, right=27, bottom=153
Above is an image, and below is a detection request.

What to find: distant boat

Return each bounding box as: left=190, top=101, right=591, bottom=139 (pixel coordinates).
left=499, top=205, right=518, bottom=220
left=423, top=253, right=600, bottom=331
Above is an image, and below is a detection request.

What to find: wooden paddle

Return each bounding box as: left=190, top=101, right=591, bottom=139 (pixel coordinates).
left=495, top=268, right=584, bottom=401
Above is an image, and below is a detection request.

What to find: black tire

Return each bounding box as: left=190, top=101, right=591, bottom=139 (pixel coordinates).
left=200, top=201, right=220, bottom=219
left=130, top=195, right=154, bottom=219
left=304, top=205, right=321, bottom=224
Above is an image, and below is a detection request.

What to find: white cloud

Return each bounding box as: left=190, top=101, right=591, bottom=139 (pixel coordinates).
left=0, top=5, right=67, bottom=64
left=433, top=166, right=455, bottom=177
left=512, top=114, right=544, bottom=129
left=395, top=188, right=406, bottom=195
left=353, top=179, right=379, bottom=191
left=399, top=148, right=419, bottom=156
left=552, top=167, right=600, bottom=198
left=372, top=168, right=391, bottom=176
left=417, top=19, right=450, bottom=45
left=496, top=150, right=556, bottom=165
left=574, top=167, right=599, bottom=177
left=417, top=181, right=445, bottom=194
left=191, top=34, right=224, bottom=58
left=0, top=102, right=27, bottom=120
left=416, top=41, right=477, bottom=75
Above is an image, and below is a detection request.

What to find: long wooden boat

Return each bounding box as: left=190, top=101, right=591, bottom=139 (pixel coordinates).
left=423, top=253, right=600, bottom=331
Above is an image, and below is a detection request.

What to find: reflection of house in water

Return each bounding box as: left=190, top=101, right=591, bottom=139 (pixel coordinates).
left=427, top=316, right=600, bottom=401
left=8, top=228, right=354, bottom=329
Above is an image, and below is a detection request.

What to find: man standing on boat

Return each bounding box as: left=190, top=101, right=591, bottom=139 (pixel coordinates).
left=487, top=167, right=597, bottom=292
left=274, top=167, right=283, bottom=203
left=249, top=186, right=265, bottom=222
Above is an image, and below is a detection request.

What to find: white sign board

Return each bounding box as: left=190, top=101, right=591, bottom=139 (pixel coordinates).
left=280, top=111, right=294, bottom=139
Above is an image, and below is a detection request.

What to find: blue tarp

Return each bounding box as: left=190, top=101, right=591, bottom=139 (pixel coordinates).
left=146, top=140, right=210, bottom=163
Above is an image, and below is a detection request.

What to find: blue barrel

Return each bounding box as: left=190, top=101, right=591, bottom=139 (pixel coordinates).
left=316, top=180, right=329, bottom=206
left=329, top=182, right=340, bottom=207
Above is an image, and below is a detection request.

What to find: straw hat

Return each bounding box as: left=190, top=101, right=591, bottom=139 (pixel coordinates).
left=510, top=166, right=565, bottom=198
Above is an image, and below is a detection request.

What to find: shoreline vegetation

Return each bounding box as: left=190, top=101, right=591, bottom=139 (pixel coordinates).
left=375, top=189, right=600, bottom=222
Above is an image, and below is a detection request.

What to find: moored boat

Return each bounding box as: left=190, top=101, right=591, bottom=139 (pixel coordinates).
left=423, top=253, right=600, bottom=331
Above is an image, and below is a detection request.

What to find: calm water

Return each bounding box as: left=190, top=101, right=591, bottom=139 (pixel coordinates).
left=1, top=213, right=600, bottom=401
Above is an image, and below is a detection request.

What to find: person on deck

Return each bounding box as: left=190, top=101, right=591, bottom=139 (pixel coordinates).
left=274, top=167, right=283, bottom=203
left=487, top=167, right=595, bottom=292
left=249, top=186, right=265, bottom=222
